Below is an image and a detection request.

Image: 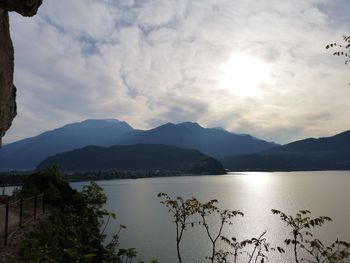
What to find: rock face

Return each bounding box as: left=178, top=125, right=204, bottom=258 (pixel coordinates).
left=0, top=0, right=42, bottom=145
left=0, top=0, right=43, bottom=17
left=0, top=9, right=16, bottom=145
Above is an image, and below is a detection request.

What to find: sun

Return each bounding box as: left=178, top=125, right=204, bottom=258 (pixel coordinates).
left=221, top=54, right=271, bottom=97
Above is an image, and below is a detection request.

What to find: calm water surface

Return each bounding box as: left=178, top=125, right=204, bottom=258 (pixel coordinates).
left=72, top=171, right=350, bottom=263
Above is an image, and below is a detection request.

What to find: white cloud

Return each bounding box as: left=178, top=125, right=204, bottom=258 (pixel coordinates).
left=4, top=0, right=350, bottom=144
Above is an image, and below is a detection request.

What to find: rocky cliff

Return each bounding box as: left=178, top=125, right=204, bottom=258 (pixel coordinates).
left=0, top=0, right=42, bottom=145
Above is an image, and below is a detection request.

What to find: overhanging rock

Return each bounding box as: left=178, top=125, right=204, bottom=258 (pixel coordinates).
left=0, top=0, right=42, bottom=145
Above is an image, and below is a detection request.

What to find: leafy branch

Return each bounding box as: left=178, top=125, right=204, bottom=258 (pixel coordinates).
left=157, top=192, right=199, bottom=263
left=326, top=35, right=350, bottom=65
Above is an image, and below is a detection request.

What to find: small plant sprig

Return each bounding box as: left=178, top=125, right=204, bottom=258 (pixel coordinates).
left=271, top=209, right=333, bottom=263
left=197, top=199, right=244, bottom=263
left=221, top=231, right=285, bottom=263
left=302, top=238, right=350, bottom=263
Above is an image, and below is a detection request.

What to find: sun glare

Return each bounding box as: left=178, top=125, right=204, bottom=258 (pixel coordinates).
left=243, top=172, right=271, bottom=188
left=221, top=54, right=271, bottom=97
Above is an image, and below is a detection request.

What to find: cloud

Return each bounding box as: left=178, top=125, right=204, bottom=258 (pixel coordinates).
left=4, top=0, right=350, bottom=144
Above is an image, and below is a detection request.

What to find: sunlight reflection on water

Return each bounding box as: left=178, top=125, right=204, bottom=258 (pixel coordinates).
left=72, top=171, right=350, bottom=263
left=239, top=172, right=271, bottom=188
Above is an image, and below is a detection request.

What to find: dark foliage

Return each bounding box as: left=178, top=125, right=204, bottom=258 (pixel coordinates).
left=20, top=164, right=76, bottom=208
left=18, top=166, right=158, bottom=263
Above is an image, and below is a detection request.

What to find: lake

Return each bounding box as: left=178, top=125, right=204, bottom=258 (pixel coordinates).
left=72, top=171, right=350, bottom=263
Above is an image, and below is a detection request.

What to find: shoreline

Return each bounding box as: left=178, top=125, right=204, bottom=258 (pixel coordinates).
left=1, top=169, right=350, bottom=187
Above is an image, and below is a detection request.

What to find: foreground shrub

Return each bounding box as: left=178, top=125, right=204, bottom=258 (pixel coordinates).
left=19, top=181, right=114, bottom=262
left=159, top=193, right=350, bottom=263
left=19, top=168, right=158, bottom=263
left=20, top=165, right=76, bottom=208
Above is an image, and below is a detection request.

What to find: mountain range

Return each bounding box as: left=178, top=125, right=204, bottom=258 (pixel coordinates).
left=223, top=130, right=350, bottom=170
left=2, top=118, right=349, bottom=172
left=0, top=119, right=277, bottom=170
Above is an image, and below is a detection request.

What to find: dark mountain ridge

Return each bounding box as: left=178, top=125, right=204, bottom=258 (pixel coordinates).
left=37, top=144, right=226, bottom=175
left=223, top=130, right=350, bottom=171
left=266, top=130, right=350, bottom=154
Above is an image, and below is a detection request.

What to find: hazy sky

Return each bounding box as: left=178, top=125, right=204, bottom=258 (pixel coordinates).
left=4, top=0, right=350, bottom=144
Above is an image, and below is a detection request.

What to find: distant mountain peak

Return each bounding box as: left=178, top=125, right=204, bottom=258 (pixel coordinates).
left=177, top=122, right=202, bottom=129
left=58, top=118, right=132, bottom=131
left=164, top=122, right=175, bottom=126
left=82, top=118, right=120, bottom=123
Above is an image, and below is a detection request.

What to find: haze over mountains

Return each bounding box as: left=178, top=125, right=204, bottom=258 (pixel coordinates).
left=223, top=130, right=350, bottom=170
left=0, top=119, right=277, bottom=170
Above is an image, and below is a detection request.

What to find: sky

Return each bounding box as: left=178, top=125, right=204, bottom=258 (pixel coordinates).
left=4, top=0, right=350, bottom=144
